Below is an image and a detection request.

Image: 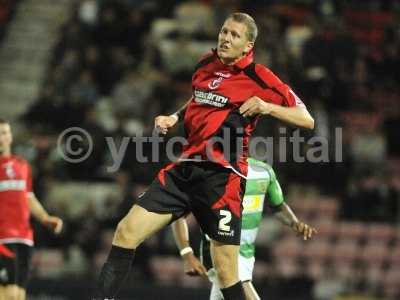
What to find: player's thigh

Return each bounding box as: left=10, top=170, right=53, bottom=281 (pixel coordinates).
left=210, top=240, right=240, bottom=287
left=242, top=281, right=260, bottom=300
left=0, top=286, right=4, bottom=300
left=114, top=204, right=173, bottom=248
left=18, top=287, right=26, bottom=300
left=3, top=284, right=24, bottom=300
left=0, top=244, right=30, bottom=300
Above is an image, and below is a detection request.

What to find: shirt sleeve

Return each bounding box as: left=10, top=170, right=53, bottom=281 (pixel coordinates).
left=26, top=162, right=33, bottom=196
left=254, top=64, right=306, bottom=108
left=266, top=167, right=284, bottom=208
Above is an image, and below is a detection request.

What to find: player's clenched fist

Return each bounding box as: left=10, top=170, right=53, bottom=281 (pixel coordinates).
left=154, top=115, right=178, bottom=134
left=42, top=215, right=63, bottom=235
left=239, top=96, right=274, bottom=117
left=291, top=221, right=317, bottom=241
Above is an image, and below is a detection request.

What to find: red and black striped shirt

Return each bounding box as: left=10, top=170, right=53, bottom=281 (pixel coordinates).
left=180, top=49, right=305, bottom=177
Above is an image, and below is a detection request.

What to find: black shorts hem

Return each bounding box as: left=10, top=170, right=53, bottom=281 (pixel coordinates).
left=135, top=202, right=187, bottom=224
left=0, top=243, right=32, bottom=287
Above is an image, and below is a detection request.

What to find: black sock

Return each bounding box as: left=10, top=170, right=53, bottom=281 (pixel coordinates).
left=220, top=281, right=245, bottom=300
left=95, top=245, right=135, bottom=299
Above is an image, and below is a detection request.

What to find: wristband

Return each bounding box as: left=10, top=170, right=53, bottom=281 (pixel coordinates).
left=170, top=114, right=179, bottom=122
left=180, top=247, right=193, bottom=256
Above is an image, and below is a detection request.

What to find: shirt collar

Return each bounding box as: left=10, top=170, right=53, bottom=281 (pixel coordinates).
left=213, top=48, right=254, bottom=71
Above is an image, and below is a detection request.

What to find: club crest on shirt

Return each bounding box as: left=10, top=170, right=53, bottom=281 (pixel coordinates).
left=256, top=180, right=268, bottom=193
left=208, top=72, right=231, bottom=90
left=208, top=77, right=223, bottom=90
left=3, top=162, right=15, bottom=178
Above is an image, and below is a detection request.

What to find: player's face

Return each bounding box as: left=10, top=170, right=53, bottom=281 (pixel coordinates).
left=217, top=19, right=254, bottom=65
left=0, top=123, right=12, bottom=154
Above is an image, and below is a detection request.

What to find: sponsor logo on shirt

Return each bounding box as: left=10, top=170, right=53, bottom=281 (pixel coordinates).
left=0, top=180, right=26, bottom=192
left=194, top=89, right=229, bottom=108
left=242, top=195, right=264, bottom=213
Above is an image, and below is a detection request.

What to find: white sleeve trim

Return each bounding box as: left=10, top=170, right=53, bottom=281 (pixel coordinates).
left=290, top=89, right=306, bottom=108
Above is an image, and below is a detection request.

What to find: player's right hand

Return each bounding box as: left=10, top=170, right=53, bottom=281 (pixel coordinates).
left=154, top=115, right=178, bottom=135
left=43, top=215, right=63, bottom=235
left=182, top=252, right=208, bottom=278
left=292, top=221, right=317, bottom=240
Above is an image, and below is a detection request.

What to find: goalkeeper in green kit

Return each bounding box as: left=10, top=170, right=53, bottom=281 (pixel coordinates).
left=172, top=158, right=317, bottom=300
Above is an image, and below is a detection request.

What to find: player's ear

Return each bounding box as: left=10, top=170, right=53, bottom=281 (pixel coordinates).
left=244, top=41, right=254, bottom=54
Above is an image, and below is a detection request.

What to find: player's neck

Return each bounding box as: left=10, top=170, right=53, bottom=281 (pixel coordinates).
left=0, top=149, right=11, bottom=157
left=220, top=54, right=245, bottom=66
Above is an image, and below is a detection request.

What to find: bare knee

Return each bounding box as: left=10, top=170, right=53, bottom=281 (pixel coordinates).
left=215, top=261, right=238, bottom=287
left=4, top=285, right=23, bottom=300
left=19, top=287, right=26, bottom=300
left=243, top=281, right=260, bottom=300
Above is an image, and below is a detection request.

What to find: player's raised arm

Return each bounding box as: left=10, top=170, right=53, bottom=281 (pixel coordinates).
left=28, top=193, right=63, bottom=235
left=239, top=65, right=314, bottom=129
left=171, top=218, right=207, bottom=277
left=240, top=95, right=314, bottom=129
left=266, top=167, right=317, bottom=240
left=154, top=97, right=191, bottom=134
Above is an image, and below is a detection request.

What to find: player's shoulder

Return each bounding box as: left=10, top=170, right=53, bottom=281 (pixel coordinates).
left=247, top=158, right=272, bottom=171
left=254, top=64, right=282, bottom=84
left=253, top=63, right=272, bottom=74
left=11, top=155, right=30, bottom=166
left=247, top=158, right=277, bottom=179
left=198, top=51, right=215, bottom=61
left=242, top=62, right=281, bottom=89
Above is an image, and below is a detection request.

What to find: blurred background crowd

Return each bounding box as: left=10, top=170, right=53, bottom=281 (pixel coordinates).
left=1, top=0, right=400, bottom=299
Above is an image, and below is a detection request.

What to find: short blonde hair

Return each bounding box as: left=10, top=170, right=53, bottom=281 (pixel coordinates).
left=0, top=118, right=9, bottom=125
left=227, top=13, right=258, bottom=42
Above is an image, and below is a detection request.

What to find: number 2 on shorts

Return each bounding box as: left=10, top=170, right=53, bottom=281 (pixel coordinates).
left=218, top=210, right=232, bottom=232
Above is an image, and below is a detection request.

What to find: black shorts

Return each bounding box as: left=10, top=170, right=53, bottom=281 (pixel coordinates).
left=0, top=243, right=32, bottom=288
left=137, top=161, right=246, bottom=245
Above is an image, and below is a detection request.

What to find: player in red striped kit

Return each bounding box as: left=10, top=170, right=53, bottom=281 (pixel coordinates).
left=0, top=119, right=63, bottom=300
left=96, top=13, right=314, bottom=300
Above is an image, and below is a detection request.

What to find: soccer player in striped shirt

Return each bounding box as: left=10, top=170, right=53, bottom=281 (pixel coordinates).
left=172, top=158, right=317, bottom=300
left=96, top=13, right=314, bottom=300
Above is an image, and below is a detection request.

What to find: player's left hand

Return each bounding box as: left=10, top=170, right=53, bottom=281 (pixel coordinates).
left=42, top=216, right=63, bottom=235
left=291, top=221, right=317, bottom=240
left=239, top=96, right=274, bottom=117
left=182, top=252, right=208, bottom=278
